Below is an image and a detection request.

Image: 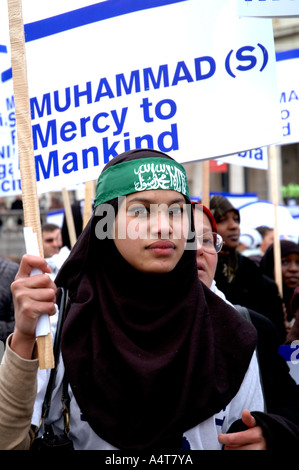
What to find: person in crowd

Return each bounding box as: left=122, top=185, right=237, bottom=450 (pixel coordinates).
left=193, top=202, right=299, bottom=449
left=41, top=223, right=63, bottom=258
left=0, top=256, right=19, bottom=343
left=10, top=195, right=23, bottom=227
left=261, top=240, right=299, bottom=329
left=61, top=200, right=84, bottom=249
left=0, top=199, right=7, bottom=233
left=238, top=228, right=262, bottom=257
left=209, top=195, right=286, bottom=342
left=41, top=223, right=70, bottom=281
left=257, top=226, right=275, bottom=254
left=285, top=287, right=299, bottom=344
left=49, top=195, right=64, bottom=211
left=249, top=226, right=274, bottom=266
left=0, top=149, right=267, bottom=450
left=10, top=195, right=23, bottom=211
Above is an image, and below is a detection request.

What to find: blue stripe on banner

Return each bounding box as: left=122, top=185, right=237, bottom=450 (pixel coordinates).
left=24, top=0, right=188, bottom=42
left=1, top=68, right=12, bottom=83
left=276, top=49, right=299, bottom=62
left=278, top=345, right=299, bottom=362
left=0, top=45, right=8, bottom=53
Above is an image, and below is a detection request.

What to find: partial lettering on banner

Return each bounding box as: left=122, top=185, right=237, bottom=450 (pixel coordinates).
left=237, top=0, right=299, bottom=18
left=217, top=147, right=268, bottom=170
left=276, top=49, right=299, bottom=145
left=0, top=0, right=21, bottom=197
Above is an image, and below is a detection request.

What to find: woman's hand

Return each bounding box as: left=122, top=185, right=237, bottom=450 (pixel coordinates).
left=10, top=254, right=57, bottom=359
left=218, top=410, right=267, bottom=450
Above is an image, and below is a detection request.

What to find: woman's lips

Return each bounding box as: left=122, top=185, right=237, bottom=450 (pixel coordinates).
left=147, top=241, right=175, bottom=254
left=226, top=234, right=239, bottom=242
left=285, top=276, right=299, bottom=285
left=197, top=263, right=205, bottom=271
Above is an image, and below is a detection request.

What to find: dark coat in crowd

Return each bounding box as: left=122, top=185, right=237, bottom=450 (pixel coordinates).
left=232, top=305, right=299, bottom=450
left=0, top=257, right=19, bottom=342
left=285, top=287, right=299, bottom=344
left=261, top=240, right=299, bottom=322
left=215, top=250, right=286, bottom=342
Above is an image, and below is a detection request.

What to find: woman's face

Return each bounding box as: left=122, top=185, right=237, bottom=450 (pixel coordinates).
left=216, top=211, right=240, bottom=250
left=194, top=210, right=218, bottom=288
left=260, top=229, right=274, bottom=254
left=113, top=189, right=189, bottom=273
left=281, top=253, right=299, bottom=289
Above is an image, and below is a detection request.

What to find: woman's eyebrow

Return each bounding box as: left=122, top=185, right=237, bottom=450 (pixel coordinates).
left=127, top=196, right=186, bottom=205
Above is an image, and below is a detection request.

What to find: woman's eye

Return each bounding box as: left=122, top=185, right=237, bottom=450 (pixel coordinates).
left=203, top=237, right=213, bottom=246
left=168, top=206, right=183, bottom=216
left=127, top=206, right=148, bottom=217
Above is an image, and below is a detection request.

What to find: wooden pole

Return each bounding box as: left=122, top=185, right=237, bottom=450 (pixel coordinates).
left=62, top=188, right=77, bottom=248
left=8, top=0, right=54, bottom=369
left=83, top=180, right=95, bottom=229
left=268, top=145, right=283, bottom=297
left=202, top=160, right=210, bottom=208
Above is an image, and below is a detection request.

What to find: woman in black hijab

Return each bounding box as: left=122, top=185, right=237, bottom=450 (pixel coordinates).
left=261, top=240, right=299, bottom=326
left=2, top=149, right=264, bottom=450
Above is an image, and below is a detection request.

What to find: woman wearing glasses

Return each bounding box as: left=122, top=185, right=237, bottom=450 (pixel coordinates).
left=193, top=202, right=299, bottom=450
left=193, top=202, right=223, bottom=291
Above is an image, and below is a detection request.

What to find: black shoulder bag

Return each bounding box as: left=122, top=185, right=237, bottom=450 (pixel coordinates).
left=30, top=288, right=74, bottom=451
left=234, top=304, right=267, bottom=412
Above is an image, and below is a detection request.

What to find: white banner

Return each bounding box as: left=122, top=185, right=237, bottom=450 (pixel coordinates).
left=7, top=0, right=282, bottom=194
left=238, top=0, right=299, bottom=17
left=217, top=147, right=268, bottom=169
left=276, top=49, right=299, bottom=145
left=0, top=0, right=20, bottom=197
left=217, top=48, right=299, bottom=168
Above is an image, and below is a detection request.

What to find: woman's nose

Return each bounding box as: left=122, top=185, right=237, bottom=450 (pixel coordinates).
left=152, top=210, right=173, bottom=237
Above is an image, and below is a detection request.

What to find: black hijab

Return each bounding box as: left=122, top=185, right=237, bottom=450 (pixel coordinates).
left=56, top=149, right=257, bottom=450
left=261, top=240, right=299, bottom=319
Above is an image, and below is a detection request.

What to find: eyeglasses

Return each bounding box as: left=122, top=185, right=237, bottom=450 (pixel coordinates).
left=196, top=232, right=223, bottom=254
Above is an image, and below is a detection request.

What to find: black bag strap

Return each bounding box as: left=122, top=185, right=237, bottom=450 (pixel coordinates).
left=39, top=287, right=69, bottom=427
left=234, top=304, right=267, bottom=412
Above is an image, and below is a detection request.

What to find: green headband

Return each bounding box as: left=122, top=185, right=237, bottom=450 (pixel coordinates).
left=94, top=157, right=190, bottom=207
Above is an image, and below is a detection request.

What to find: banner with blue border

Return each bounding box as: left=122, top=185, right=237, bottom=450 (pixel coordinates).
left=278, top=344, right=299, bottom=384
left=275, top=49, right=299, bottom=146
left=0, top=0, right=20, bottom=197
left=2, top=0, right=282, bottom=194
left=24, top=0, right=188, bottom=42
